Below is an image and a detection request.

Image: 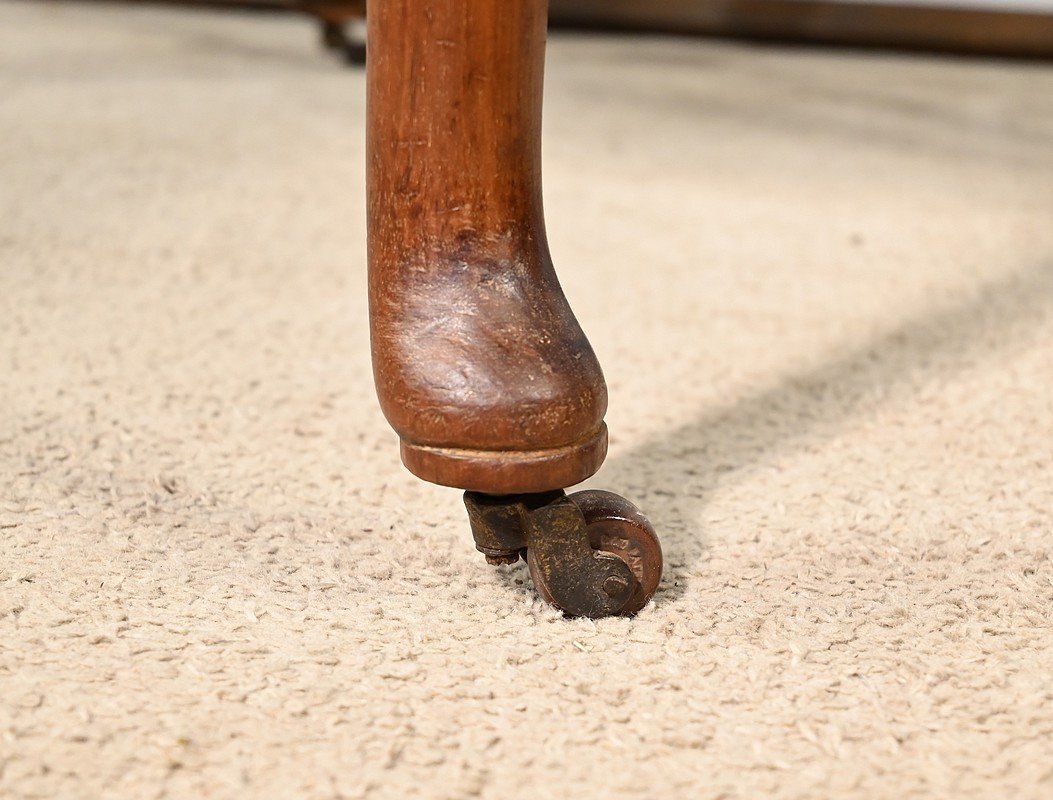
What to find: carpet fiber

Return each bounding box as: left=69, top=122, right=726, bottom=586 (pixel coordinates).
left=3, top=3, right=1053, bottom=798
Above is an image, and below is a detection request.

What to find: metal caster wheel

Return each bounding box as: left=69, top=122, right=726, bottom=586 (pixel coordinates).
left=464, top=489, right=662, bottom=618
left=529, top=490, right=662, bottom=617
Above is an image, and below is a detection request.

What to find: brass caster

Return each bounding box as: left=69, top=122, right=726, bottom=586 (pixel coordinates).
left=464, top=490, right=662, bottom=618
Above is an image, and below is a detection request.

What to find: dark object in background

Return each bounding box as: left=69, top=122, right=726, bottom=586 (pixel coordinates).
left=552, top=0, right=1053, bottom=59
left=292, top=0, right=1053, bottom=60
left=123, top=0, right=1053, bottom=60
left=301, top=0, right=365, bottom=64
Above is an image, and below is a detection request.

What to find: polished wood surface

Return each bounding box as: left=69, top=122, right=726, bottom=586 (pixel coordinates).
left=367, top=0, right=609, bottom=494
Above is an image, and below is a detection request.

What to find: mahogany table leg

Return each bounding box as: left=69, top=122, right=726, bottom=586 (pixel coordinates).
left=366, top=0, right=661, bottom=616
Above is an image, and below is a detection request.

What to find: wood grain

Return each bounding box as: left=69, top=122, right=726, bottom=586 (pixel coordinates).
left=367, top=0, right=610, bottom=493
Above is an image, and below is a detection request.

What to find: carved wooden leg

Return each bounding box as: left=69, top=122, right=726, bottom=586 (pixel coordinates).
left=366, top=0, right=661, bottom=616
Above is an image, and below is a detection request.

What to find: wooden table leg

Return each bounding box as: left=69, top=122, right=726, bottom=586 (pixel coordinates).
left=366, top=0, right=661, bottom=616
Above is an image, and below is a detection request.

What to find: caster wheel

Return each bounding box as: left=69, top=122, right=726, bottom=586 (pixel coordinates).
left=464, top=488, right=662, bottom=617
left=527, top=490, right=662, bottom=616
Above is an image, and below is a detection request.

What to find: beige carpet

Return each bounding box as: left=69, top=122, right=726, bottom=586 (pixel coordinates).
left=3, top=2, right=1053, bottom=798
